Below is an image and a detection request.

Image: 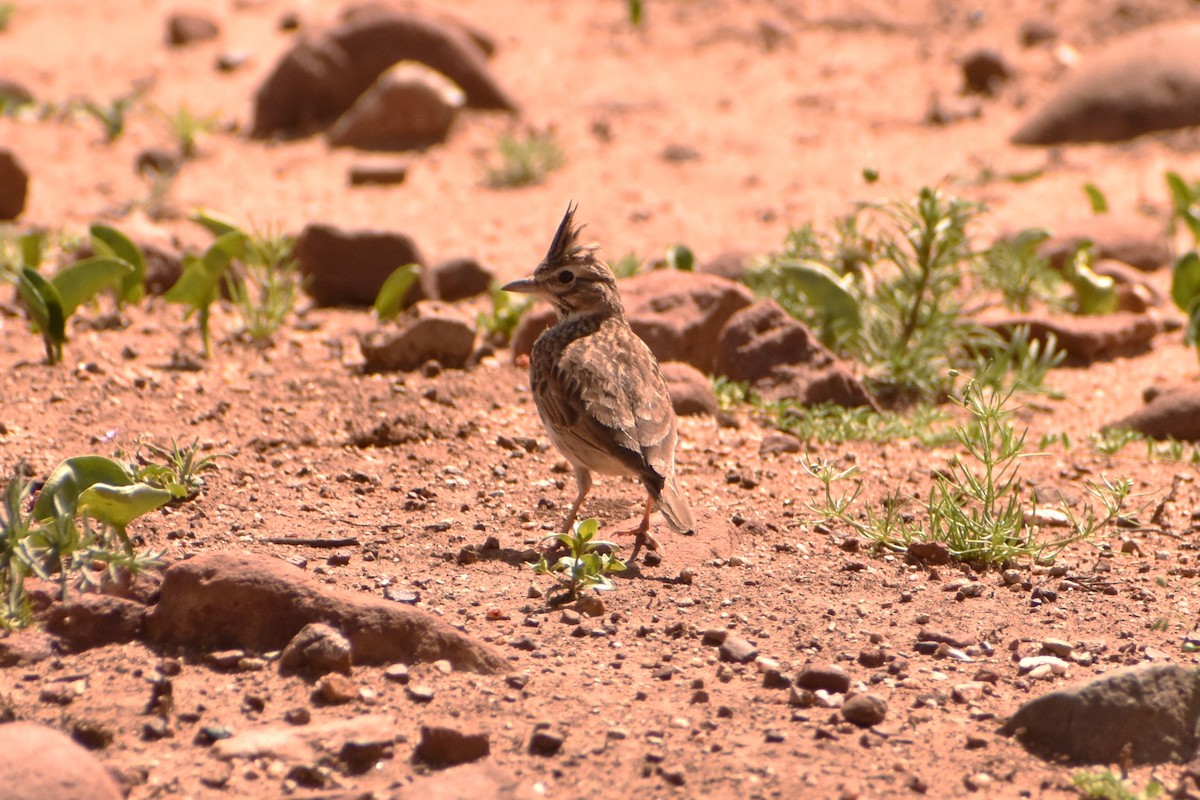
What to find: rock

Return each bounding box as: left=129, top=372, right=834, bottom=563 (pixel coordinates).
left=42, top=594, right=145, bottom=652
left=397, top=762, right=537, bottom=800
left=713, top=299, right=875, bottom=408
left=841, top=693, right=888, bottom=727
left=698, top=249, right=756, bottom=282
left=1013, top=23, right=1200, bottom=144
left=215, top=715, right=395, bottom=763
left=0, top=79, right=33, bottom=108
left=1019, top=19, right=1058, bottom=48
left=146, top=551, right=507, bottom=673
left=759, top=432, right=803, bottom=456
left=1092, top=259, right=1163, bottom=308
left=294, top=223, right=424, bottom=307
left=328, top=61, right=465, bottom=151
left=662, top=361, right=718, bottom=417
left=279, top=622, right=353, bottom=679
left=348, top=161, right=410, bottom=186
left=250, top=10, right=516, bottom=140
left=360, top=300, right=476, bottom=372
left=315, top=673, right=357, bottom=704
left=981, top=312, right=1159, bottom=365
left=427, top=256, right=493, bottom=302
left=0, top=722, right=123, bottom=800
left=166, top=11, right=220, bottom=46
left=795, top=663, right=852, bottom=694
left=0, top=629, right=54, bottom=666
left=961, top=48, right=1012, bottom=96
left=528, top=729, right=564, bottom=756
left=718, top=635, right=758, bottom=664
left=509, top=305, right=556, bottom=361
left=1104, top=385, right=1200, bottom=442
left=413, top=723, right=491, bottom=768
left=1001, top=664, right=1200, bottom=764
left=623, top=271, right=755, bottom=373
left=0, top=149, right=29, bottom=221
left=1040, top=217, right=1170, bottom=272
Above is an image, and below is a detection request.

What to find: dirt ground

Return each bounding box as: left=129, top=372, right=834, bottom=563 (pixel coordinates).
left=3, top=1, right=1200, bottom=798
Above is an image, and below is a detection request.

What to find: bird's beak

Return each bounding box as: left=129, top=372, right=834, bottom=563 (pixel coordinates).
left=502, top=277, right=540, bottom=294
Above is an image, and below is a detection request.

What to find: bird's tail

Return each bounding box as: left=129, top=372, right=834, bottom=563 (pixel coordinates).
left=654, top=476, right=696, bottom=535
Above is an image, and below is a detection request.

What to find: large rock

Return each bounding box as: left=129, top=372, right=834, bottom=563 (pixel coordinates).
left=43, top=594, right=146, bottom=652
left=214, top=714, right=396, bottom=764
left=294, top=223, right=424, bottom=307
left=360, top=300, right=477, bottom=372
left=1104, top=385, right=1200, bottom=442
left=145, top=551, right=507, bottom=673
left=328, top=61, right=465, bottom=151
left=713, top=299, right=875, bottom=408
left=251, top=10, right=516, bottom=139
left=427, top=256, right=494, bottom=302
left=1013, top=23, right=1200, bottom=144
left=662, top=361, right=718, bottom=417
left=0, top=149, right=29, bottom=221
left=1001, top=664, right=1200, bottom=764
left=0, top=722, right=123, bottom=800
left=622, top=271, right=755, bottom=373
left=981, top=312, right=1159, bottom=365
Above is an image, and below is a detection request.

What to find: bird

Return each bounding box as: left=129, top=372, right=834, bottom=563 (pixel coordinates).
left=503, top=203, right=696, bottom=562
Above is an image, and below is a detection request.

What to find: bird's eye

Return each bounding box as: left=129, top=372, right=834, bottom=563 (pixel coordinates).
left=557, top=270, right=574, bottom=284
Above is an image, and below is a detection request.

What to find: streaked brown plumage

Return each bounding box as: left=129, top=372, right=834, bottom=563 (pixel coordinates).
left=503, top=203, right=695, bottom=558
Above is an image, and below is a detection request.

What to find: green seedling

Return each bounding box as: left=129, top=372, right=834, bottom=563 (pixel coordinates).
left=665, top=244, right=694, bottom=272
left=225, top=225, right=297, bottom=342
left=627, top=0, right=644, bottom=26
left=1072, top=769, right=1161, bottom=800
left=81, top=92, right=137, bottom=144
left=611, top=252, right=643, bottom=278
left=17, top=255, right=134, bottom=365
left=160, top=103, right=219, bottom=159
left=0, top=3, right=15, bottom=33
left=978, top=228, right=1061, bottom=313
left=164, top=212, right=248, bottom=356
left=477, top=283, right=532, bottom=346
left=133, top=438, right=225, bottom=500
left=89, top=223, right=147, bottom=308
left=374, top=264, right=421, bottom=321
left=533, top=518, right=626, bottom=604
left=0, top=464, right=38, bottom=627
left=484, top=129, right=565, bottom=188
left=1171, top=251, right=1200, bottom=363
left=1083, top=182, right=1109, bottom=214
left=1063, top=244, right=1117, bottom=315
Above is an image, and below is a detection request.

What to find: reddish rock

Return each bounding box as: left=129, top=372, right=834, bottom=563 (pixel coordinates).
left=662, top=361, right=718, bottom=417
left=0, top=629, right=55, bottom=667
left=294, top=223, right=425, bottom=307
left=360, top=300, right=476, bottom=372
left=795, top=663, right=852, bottom=694
left=251, top=10, right=516, bottom=140
left=166, top=11, right=220, bottom=46
left=145, top=551, right=507, bottom=674
left=413, top=723, right=491, bottom=768
left=981, top=312, right=1159, bottom=364
left=328, top=61, right=465, bottom=151
left=509, top=305, right=556, bottom=361
left=0, top=149, right=29, bottom=221
left=622, top=270, right=755, bottom=373
left=399, top=762, right=538, bottom=799
left=1013, top=23, right=1200, bottom=144
left=279, top=622, right=353, bottom=680
left=0, top=722, right=123, bottom=800
left=961, top=48, right=1012, bottom=96
left=427, top=256, right=494, bottom=302
left=1039, top=217, right=1170, bottom=272
left=42, top=594, right=146, bottom=652
left=698, top=249, right=756, bottom=283
left=713, top=299, right=874, bottom=408
left=1104, top=385, right=1200, bottom=442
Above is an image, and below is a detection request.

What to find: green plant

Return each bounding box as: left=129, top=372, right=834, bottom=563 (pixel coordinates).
left=806, top=379, right=1131, bottom=566
left=477, top=283, right=532, bottom=346
left=977, top=228, right=1061, bottom=312
left=533, top=518, right=626, bottom=604
left=1165, top=171, right=1200, bottom=363
left=0, top=3, right=14, bottom=33
left=1083, top=183, right=1109, bottom=214
left=132, top=438, right=225, bottom=500
left=665, top=244, right=694, bottom=272
left=1071, top=769, right=1161, bottom=800
left=611, top=252, right=643, bottom=278
left=484, top=129, right=565, bottom=188
left=373, top=263, right=420, bottom=321
left=966, top=324, right=1064, bottom=399
left=226, top=225, right=298, bottom=343
left=164, top=219, right=245, bottom=356
left=81, top=91, right=138, bottom=144
left=627, top=0, right=644, bottom=26
left=160, top=104, right=219, bottom=159
left=1063, top=244, right=1117, bottom=315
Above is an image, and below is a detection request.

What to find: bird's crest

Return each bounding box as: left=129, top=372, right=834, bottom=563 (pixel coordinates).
left=544, top=202, right=597, bottom=266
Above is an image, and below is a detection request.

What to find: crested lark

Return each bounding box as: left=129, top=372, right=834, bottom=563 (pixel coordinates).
left=503, top=203, right=696, bottom=559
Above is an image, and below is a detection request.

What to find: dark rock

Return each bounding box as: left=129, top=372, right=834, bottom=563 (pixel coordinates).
left=1105, top=385, right=1200, bottom=442
left=279, top=622, right=353, bottom=680
left=413, top=723, right=491, bottom=768
left=981, top=312, right=1159, bottom=365
left=1013, top=23, right=1200, bottom=144
left=42, top=594, right=145, bottom=652
left=0, top=149, right=29, bottom=221
left=713, top=299, right=875, bottom=408
left=427, top=256, right=493, bottom=302
left=294, top=223, right=424, bottom=307
left=718, top=634, right=758, bottom=664
left=166, top=11, right=220, bottom=46
left=759, top=432, right=804, bottom=456
left=0, top=722, right=123, bottom=800
left=1001, top=664, right=1200, bottom=764
left=795, top=663, right=852, bottom=694
left=250, top=10, right=516, bottom=140
left=961, top=48, right=1012, bottom=96
left=509, top=305, right=556, bottom=362
left=328, top=61, right=464, bottom=151
left=145, top=551, right=507, bottom=673
left=1019, top=19, right=1058, bottom=48
left=841, top=693, right=888, bottom=727
left=348, top=161, right=409, bottom=186
left=662, top=361, right=718, bottom=417
left=135, top=147, right=182, bottom=178
left=360, top=300, right=476, bottom=372
left=528, top=729, right=564, bottom=756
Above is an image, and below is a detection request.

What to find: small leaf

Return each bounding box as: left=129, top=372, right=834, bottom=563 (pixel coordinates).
left=666, top=244, right=694, bottom=272
left=51, top=256, right=133, bottom=317
left=32, top=456, right=133, bottom=521
left=777, top=259, right=863, bottom=334
left=78, top=482, right=173, bottom=529
left=1064, top=247, right=1117, bottom=315
left=628, top=0, right=643, bottom=26
left=190, top=209, right=244, bottom=238
left=862, top=167, right=880, bottom=184
left=18, top=268, right=66, bottom=362
left=374, top=264, right=420, bottom=321
left=1171, top=251, right=1200, bottom=313
left=1082, top=183, right=1108, bottom=214
left=1166, top=172, right=1200, bottom=243
left=575, top=518, right=599, bottom=538
left=18, top=231, right=45, bottom=269
left=91, top=224, right=146, bottom=305
left=1187, top=295, right=1200, bottom=351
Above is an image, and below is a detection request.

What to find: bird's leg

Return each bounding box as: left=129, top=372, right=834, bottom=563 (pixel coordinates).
left=539, top=467, right=592, bottom=555
left=618, top=495, right=660, bottom=564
